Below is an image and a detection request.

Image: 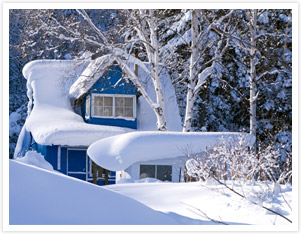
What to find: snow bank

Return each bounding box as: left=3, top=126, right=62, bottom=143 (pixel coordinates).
left=108, top=181, right=292, bottom=226
left=117, top=177, right=164, bottom=184
left=15, top=150, right=53, bottom=171
left=9, top=160, right=178, bottom=225
left=88, top=131, right=255, bottom=171
left=9, top=161, right=292, bottom=226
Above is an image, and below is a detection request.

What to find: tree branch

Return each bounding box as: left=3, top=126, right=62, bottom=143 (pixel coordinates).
left=210, top=174, right=292, bottom=223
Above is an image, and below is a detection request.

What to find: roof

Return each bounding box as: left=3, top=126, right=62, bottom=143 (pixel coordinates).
left=69, top=54, right=115, bottom=100
left=19, top=58, right=182, bottom=148
left=87, top=131, right=256, bottom=171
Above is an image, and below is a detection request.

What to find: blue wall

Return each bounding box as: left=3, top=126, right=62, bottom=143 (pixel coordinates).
left=82, top=65, right=138, bottom=129
left=89, top=65, right=137, bottom=95
left=86, top=115, right=137, bottom=129
left=33, top=143, right=115, bottom=185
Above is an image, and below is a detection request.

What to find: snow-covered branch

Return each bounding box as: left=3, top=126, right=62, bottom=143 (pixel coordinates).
left=76, top=9, right=108, bottom=45
left=256, top=69, right=287, bottom=81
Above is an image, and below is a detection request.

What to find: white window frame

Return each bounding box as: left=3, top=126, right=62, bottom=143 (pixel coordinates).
left=85, top=95, right=90, bottom=119
left=91, top=93, right=136, bottom=120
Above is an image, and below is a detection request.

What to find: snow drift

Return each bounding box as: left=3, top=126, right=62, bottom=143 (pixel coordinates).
left=87, top=131, right=255, bottom=171
left=9, top=160, right=178, bottom=225
left=15, top=150, right=53, bottom=171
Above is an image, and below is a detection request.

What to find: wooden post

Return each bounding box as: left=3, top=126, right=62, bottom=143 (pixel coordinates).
left=98, top=166, right=103, bottom=179
left=92, top=161, right=97, bottom=185
left=104, top=169, right=109, bottom=185
left=179, top=167, right=182, bottom=182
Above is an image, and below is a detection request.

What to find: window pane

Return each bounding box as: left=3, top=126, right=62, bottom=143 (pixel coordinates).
left=140, top=165, right=155, bottom=179
left=103, top=107, right=112, bottom=116
left=94, top=96, right=103, bottom=106
left=124, top=97, right=133, bottom=107
left=104, top=97, right=113, bottom=106
left=115, top=107, right=124, bottom=117
left=94, top=106, right=103, bottom=116
left=156, top=165, right=172, bottom=181
left=124, top=107, right=133, bottom=117
left=115, top=97, right=124, bottom=107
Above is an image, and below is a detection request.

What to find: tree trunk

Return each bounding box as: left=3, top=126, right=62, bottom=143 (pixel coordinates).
left=183, top=86, right=196, bottom=132
left=249, top=10, right=257, bottom=138
left=183, top=10, right=198, bottom=132
left=149, top=10, right=167, bottom=131
left=116, top=57, right=167, bottom=131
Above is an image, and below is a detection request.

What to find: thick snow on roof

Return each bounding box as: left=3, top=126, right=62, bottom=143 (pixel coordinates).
left=20, top=58, right=181, bottom=148
left=22, top=60, right=133, bottom=147
left=87, top=131, right=255, bottom=171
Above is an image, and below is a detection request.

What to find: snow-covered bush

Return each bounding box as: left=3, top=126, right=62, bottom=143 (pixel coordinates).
left=186, top=134, right=253, bottom=181
left=185, top=134, right=291, bottom=184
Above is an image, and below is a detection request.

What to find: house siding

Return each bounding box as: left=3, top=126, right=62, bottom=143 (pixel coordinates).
left=81, top=65, right=138, bottom=129
left=89, top=65, right=137, bottom=95
left=85, top=114, right=137, bottom=129
left=59, top=147, right=68, bottom=174
left=32, top=142, right=116, bottom=185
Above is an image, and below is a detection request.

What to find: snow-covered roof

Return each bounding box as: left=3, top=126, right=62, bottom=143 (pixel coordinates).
left=20, top=58, right=181, bottom=148
left=87, top=131, right=255, bottom=171
left=69, top=55, right=115, bottom=100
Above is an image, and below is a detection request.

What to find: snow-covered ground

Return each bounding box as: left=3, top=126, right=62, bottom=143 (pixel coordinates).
left=9, top=159, right=294, bottom=230
left=109, top=180, right=292, bottom=226
left=9, top=160, right=177, bottom=225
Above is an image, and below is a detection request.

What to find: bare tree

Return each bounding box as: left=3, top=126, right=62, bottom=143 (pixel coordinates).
left=119, top=9, right=168, bottom=131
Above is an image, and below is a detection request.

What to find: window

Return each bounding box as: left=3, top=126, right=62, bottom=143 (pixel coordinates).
left=115, top=97, right=134, bottom=117
left=93, top=96, right=113, bottom=117
left=91, top=94, right=136, bottom=119
left=156, top=165, right=172, bottom=181
left=140, top=165, right=155, bottom=179
left=140, top=165, right=172, bottom=181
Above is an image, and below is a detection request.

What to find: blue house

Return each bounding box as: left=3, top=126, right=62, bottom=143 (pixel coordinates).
left=14, top=56, right=182, bottom=185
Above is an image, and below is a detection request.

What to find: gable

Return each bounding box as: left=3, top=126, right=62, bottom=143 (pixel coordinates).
left=81, top=65, right=138, bottom=129
left=89, top=65, right=137, bottom=96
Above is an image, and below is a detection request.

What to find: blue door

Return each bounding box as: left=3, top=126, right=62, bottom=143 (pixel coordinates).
left=67, top=148, right=87, bottom=181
